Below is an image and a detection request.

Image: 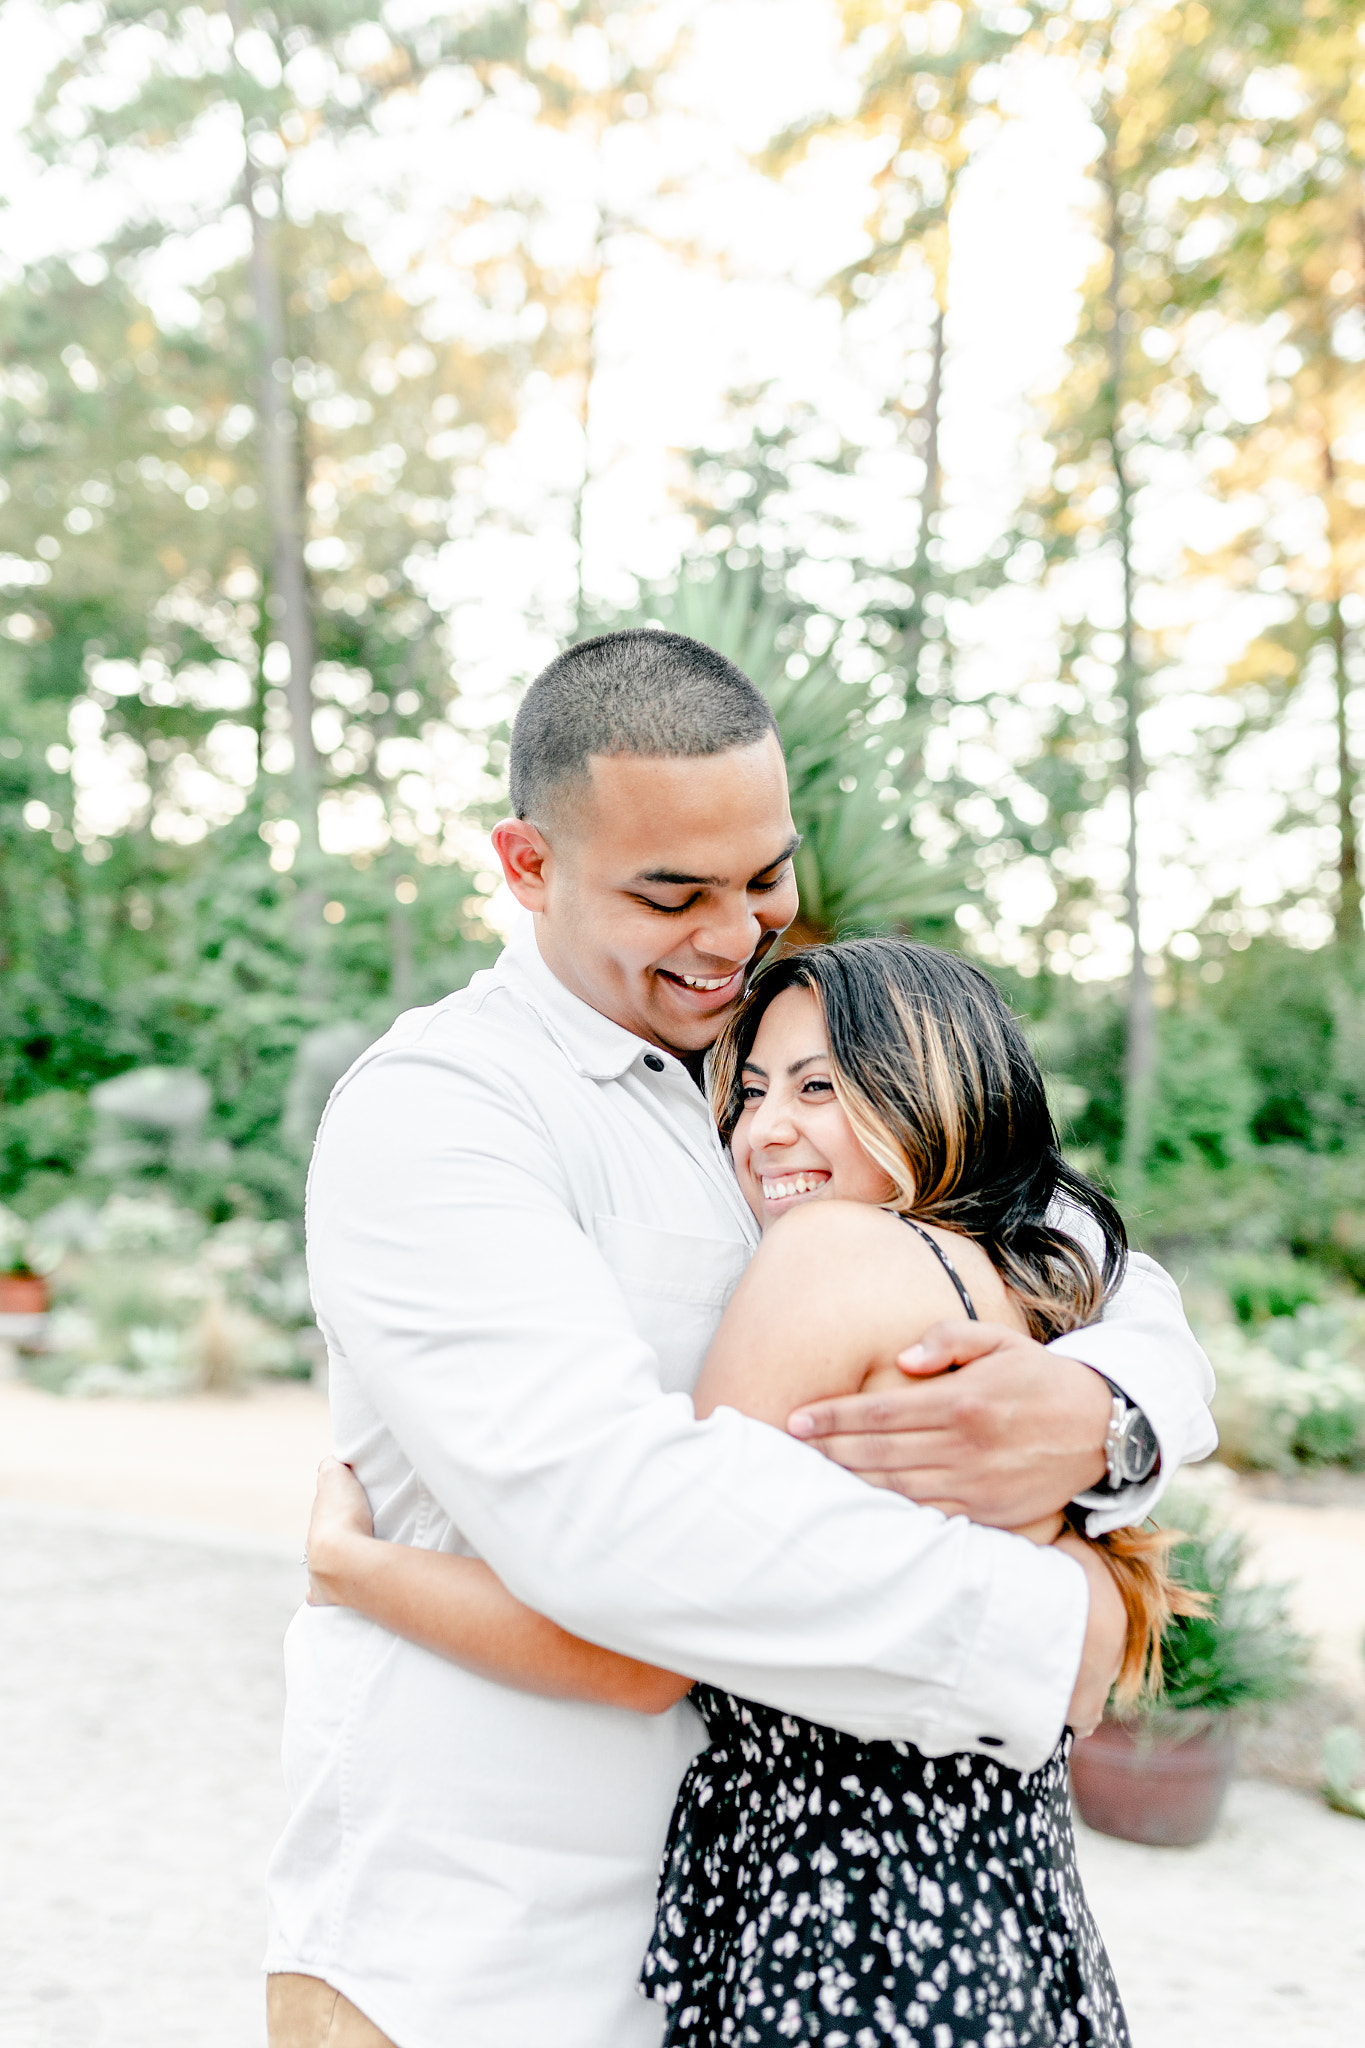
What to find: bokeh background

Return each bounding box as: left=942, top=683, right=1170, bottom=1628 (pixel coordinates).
left=2, top=6, right=1365, bottom=2044
left=7, top=0, right=1365, bottom=1426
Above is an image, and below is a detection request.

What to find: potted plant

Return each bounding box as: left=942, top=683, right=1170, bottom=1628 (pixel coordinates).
left=0, top=1204, right=54, bottom=1316
left=1070, top=1500, right=1307, bottom=1847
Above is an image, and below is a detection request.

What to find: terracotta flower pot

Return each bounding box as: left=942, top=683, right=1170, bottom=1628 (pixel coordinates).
left=0, top=1270, right=49, bottom=1316
left=1070, top=1716, right=1235, bottom=1847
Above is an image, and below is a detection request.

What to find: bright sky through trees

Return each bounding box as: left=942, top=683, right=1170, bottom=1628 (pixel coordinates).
left=1, top=0, right=1359, bottom=978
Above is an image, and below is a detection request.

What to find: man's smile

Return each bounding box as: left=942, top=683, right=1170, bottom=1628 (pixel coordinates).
left=655, top=965, right=746, bottom=1008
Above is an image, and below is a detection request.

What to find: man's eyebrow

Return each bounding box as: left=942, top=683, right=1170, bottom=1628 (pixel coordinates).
left=635, top=866, right=721, bottom=886
left=752, top=834, right=801, bottom=880
left=634, top=835, right=801, bottom=890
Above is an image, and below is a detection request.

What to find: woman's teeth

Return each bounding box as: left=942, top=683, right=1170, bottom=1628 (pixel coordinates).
left=762, top=1171, right=830, bottom=1202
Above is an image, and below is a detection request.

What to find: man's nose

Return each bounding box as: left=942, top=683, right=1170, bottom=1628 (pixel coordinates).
left=690, top=892, right=761, bottom=965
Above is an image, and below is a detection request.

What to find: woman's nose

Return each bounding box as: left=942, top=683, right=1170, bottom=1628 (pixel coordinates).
left=748, top=1089, right=796, bottom=1148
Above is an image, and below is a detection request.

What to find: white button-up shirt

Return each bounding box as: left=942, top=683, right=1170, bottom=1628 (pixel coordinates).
left=265, top=918, right=1215, bottom=2048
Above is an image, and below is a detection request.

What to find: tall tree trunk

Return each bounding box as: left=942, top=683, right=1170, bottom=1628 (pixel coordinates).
left=1102, top=142, right=1155, bottom=1202
left=1330, top=591, right=1359, bottom=944
left=1324, top=434, right=1360, bottom=944
left=900, top=298, right=946, bottom=689
left=389, top=895, right=414, bottom=1011
left=918, top=299, right=945, bottom=571
left=241, top=177, right=322, bottom=850
left=572, top=222, right=607, bottom=637
left=227, top=5, right=321, bottom=852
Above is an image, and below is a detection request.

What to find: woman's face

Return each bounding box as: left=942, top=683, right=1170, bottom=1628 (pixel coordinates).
left=730, top=985, right=897, bottom=1229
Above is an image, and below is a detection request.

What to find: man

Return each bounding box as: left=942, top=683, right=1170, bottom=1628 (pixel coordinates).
left=266, top=629, right=1215, bottom=2048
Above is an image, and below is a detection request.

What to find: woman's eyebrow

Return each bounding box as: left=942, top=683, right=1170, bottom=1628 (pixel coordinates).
left=741, top=1053, right=826, bottom=1081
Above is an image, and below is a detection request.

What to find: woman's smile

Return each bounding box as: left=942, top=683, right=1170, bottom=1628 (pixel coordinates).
left=758, top=1167, right=832, bottom=1215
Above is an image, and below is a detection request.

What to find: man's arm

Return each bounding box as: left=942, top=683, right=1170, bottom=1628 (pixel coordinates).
left=785, top=1245, right=1216, bottom=1536
left=1045, top=1248, right=1217, bottom=1535
left=308, top=1039, right=1095, bottom=1771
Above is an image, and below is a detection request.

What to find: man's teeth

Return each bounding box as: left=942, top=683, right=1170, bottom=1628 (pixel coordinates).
left=675, top=972, right=734, bottom=990
left=762, top=1172, right=830, bottom=1201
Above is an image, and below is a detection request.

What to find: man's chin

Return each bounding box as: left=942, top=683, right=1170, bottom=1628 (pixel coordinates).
left=651, top=965, right=745, bottom=1028
left=649, top=993, right=745, bottom=1058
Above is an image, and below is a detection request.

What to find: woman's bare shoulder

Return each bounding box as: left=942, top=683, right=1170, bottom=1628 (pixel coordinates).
left=695, top=1200, right=976, bottom=1424
left=743, top=1199, right=964, bottom=1317
left=759, top=1197, right=911, bottom=1255
left=750, top=1201, right=1020, bottom=1327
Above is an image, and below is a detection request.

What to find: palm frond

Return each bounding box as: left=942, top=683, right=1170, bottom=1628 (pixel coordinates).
left=633, top=567, right=967, bottom=943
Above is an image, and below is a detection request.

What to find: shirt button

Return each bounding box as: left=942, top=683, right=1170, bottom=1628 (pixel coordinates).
left=643, top=1053, right=665, bottom=1072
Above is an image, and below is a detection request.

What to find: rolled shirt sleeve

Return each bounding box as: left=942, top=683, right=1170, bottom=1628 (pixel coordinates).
left=1048, top=1231, right=1218, bottom=1536
left=310, top=1040, right=1090, bottom=1773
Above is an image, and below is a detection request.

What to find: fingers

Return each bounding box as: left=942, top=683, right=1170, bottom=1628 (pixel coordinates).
left=799, top=1426, right=961, bottom=1473
left=896, top=1319, right=1022, bottom=1375
left=789, top=1382, right=971, bottom=1441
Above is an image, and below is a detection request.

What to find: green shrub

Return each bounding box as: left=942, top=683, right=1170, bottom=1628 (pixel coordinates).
left=34, top=1190, right=315, bottom=1395
left=0, top=1091, right=94, bottom=1209
left=1150, top=1501, right=1309, bottom=1720
left=1206, top=1314, right=1365, bottom=1470
left=1219, top=1253, right=1328, bottom=1326
left=1149, top=1010, right=1259, bottom=1174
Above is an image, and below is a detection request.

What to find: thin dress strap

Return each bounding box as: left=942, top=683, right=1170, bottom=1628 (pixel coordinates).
left=898, top=1215, right=978, bottom=1321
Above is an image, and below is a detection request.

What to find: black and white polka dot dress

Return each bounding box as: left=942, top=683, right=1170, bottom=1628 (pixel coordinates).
left=640, top=1683, right=1130, bottom=2048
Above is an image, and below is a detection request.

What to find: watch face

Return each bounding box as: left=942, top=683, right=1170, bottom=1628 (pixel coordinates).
left=1121, top=1410, right=1159, bottom=1484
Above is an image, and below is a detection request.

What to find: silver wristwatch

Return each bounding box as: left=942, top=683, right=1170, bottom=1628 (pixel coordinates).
left=1101, top=1379, right=1160, bottom=1490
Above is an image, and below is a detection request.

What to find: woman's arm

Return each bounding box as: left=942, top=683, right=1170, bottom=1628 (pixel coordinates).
left=305, top=1458, right=692, bottom=1714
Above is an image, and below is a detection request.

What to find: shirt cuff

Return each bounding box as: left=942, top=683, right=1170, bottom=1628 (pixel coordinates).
left=1048, top=1322, right=1218, bottom=1538
left=912, top=1524, right=1089, bottom=1774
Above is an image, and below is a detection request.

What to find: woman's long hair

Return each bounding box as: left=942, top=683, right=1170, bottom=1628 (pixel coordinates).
left=711, top=937, right=1204, bottom=1705
left=711, top=937, right=1125, bottom=1343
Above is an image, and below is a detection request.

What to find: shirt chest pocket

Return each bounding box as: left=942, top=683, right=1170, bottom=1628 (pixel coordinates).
left=594, top=1214, right=753, bottom=1397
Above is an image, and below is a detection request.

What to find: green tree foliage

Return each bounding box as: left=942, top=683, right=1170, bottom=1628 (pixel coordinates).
left=768, top=0, right=1029, bottom=684
left=1080, top=0, right=1365, bottom=945
left=4, top=0, right=1365, bottom=1304
left=0, top=2, right=665, bottom=1220
left=3, top=2, right=533, bottom=862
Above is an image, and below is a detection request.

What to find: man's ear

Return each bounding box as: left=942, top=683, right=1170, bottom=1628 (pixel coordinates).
left=491, top=816, right=553, bottom=911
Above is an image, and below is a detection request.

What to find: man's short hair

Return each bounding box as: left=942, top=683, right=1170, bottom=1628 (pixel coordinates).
left=508, top=627, right=779, bottom=824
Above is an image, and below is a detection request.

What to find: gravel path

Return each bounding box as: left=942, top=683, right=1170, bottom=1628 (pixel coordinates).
left=0, top=1510, right=297, bottom=2048
left=2, top=1505, right=1364, bottom=2048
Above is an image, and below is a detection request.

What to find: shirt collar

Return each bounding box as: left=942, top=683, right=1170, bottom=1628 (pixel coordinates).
left=498, top=914, right=667, bottom=1082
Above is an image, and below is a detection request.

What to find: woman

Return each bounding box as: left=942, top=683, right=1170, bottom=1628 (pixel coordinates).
left=306, top=939, right=1194, bottom=2047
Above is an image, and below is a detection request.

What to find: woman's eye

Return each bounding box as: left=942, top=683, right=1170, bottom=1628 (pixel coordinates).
left=739, top=1085, right=765, bottom=1103
left=802, top=1078, right=834, bottom=1096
